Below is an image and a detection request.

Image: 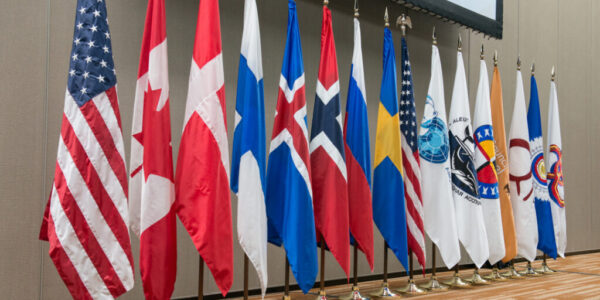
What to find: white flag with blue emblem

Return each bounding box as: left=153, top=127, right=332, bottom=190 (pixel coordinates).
left=230, top=0, right=268, bottom=295
left=473, top=58, right=505, bottom=264
left=448, top=51, right=489, bottom=268
left=419, top=45, right=460, bottom=269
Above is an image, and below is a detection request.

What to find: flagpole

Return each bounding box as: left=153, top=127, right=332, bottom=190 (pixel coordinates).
left=443, top=264, right=471, bottom=288
left=535, top=253, right=556, bottom=274
left=501, top=259, right=524, bottom=279
left=419, top=244, right=448, bottom=291
left=342, top=244, right=369, bottom=300
left=370, top=242, right=397, bottom=297
left=284, top=258, right=290, bottom=300
left=198, top=256, right=204, bottom=300
left=243, top=254, right=249, bottom=300
left=317, top=243, right=327, bottom=300
left=397, top=250, right=426, bottom=295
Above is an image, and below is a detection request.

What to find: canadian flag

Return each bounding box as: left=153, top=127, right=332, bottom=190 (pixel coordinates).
left=175, top=0, right=233, bottom=296
left=129, top=0, right=176, bottom=299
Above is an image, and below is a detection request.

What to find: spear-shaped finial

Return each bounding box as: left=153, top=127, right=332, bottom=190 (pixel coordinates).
left=353, top=0, right=359, bottom=18
left=396, top=14, right=412, bottom=37
left=432, top=26, right=437, bottom=45
left=480, top=44, right=484, bottom=59
left=384, top=7, right=389, bottom=27
left=324, top=0, right=328, bottom=6
left=517, top=55, right=521, bottom=70
left=457, top=34, right=462, bottom=52
left=551, top=65, right=556, bottom=81
left=531, top=63, right=536, bottom=75
left=494, top=50, right=498, bottom=66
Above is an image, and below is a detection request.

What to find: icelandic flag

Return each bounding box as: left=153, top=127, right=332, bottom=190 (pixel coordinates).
left=230, top=0, right=268, bottom=295
left=527, top=74, right=557, bottom=259
left=473, top=58, right=505, bottom=264
left=310, top=4, right=350, bottom=277
left=547, top=79, right=566, bottom=257
left=265, top=0, right=317, bottom=293
left=344, top=15, right=374, bottom=270
left=372, top=26, right=409, bottom=270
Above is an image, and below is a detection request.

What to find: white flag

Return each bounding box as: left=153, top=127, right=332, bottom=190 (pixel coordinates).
left=508, top=69, right=538, bottom=262
left=448, top=51, right=489, bottom=268
left=473, top=59, right=505, bottom=264
left=231, top=0, right=268, bottom=295
left=419, top=45, right=461, bottom=269
left=547, top=79, right=566, bottom=258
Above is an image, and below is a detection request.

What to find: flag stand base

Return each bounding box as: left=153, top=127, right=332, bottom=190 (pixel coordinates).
left=519, top=261, right=542, bottom=277
left=370, top=283, right=398, bottom=298
left=465, top=269, right=490, bottom=285
left=535, top=255, right=556, bottom=274
left=443, top=270, right=471, bottom=288
left=484, top=267, right=508, bottom=281
left=501, top=264, right=524, bottom=279
left=397, top=279, right=427, bottom=295
left=315, top=290, right=327, bottom=300
left=342, top=286, right=370, bottom=300
left=419, top=276, right=448, bottom=292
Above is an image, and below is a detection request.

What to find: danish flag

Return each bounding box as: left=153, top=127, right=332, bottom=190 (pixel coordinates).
left=175, top=0, right=233, bottom=296
left=129, top=0, right=176, bottom=299
left=265, top=0, right=318, bottom=293
left=309, top=4, right=350, bottom=277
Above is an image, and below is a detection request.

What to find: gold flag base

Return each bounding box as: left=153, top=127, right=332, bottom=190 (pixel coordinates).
left=283, top=295, right=291, bottom=300
left=370, top=283, right=399, bottom=298
left=501, top=264, right=525, bottom=279
left=464, top=269, right=491, bottom=285
left=535, top=261, right=556, bottom=274
left=443, top=272, right=471, bottom=289
left=419, top=276, right=448, bottom=292
left=484, top=267, right=509, bottom=281
left=315, top=290, right=327, bottom=300
left=341, top=286, right=370, bottom=300
left=397, top=279, right=427, bottom=296
left=519, top=262, right=542, bottom=277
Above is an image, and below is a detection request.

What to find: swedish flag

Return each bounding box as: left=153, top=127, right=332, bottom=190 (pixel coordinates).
left=372, top=26, right=409, bottom=270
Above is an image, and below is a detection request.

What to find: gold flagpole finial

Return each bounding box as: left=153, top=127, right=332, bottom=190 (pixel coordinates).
left=384, top=7, right=389, bottom=27
left=432, top=26, right=437, bottom=45
left=323, top=0, right=328, bottom=6
left=353, top=0, right=359, bottom=18
left=396, top=14, right=412, bottom=37
left=531, top=63, right=535, bottom=75
left=494, top=50, right=498, bottom=66
left=517, top=55, right=521, bottom=70
left=457, top=34, right=462, bottom=52
left=551, top=65, right=556, bottom=81
left=480, top=44, right=484, bottom=59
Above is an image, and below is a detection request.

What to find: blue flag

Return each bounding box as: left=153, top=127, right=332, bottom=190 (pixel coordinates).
left=527, top=75, right=557, bottom=258
left=372, top=27, right=409, bottom=270
left=265, top=0, right=317, bottom=293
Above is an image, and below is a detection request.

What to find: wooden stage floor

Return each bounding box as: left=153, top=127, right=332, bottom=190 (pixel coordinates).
left=245, top=252, right=600, bottom=299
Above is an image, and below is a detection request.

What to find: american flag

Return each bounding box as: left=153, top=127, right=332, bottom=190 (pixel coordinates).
left=39, top=0, right=134, bottom=299
left=399, top=37, right=426, bottom=271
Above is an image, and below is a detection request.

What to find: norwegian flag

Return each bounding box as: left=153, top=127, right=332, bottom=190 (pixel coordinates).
left=175, top=0, right=233, bottom=296
left=399, top=36, right=426, bottom=271
left=265, top=0, right=318, bottom=293
left=39, top=0, right=134, bottom=298
left=129, top=0, right=176, bottom=299
left=309, top=4, right=350, bottom=277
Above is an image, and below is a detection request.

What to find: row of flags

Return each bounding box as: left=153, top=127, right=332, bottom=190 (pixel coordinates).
left=38, top=0, right=566, bottom=299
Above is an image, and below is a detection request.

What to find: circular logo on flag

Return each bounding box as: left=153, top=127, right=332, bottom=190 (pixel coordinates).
left=419, top=116, right=449, bottom=163
left=547, top=144, right=564, bottom=207
left=531, top=153, right=547, bottom=185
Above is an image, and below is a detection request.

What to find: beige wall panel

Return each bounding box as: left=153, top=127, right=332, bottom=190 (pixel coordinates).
left=0, top=0, right=47, bottom=299
left=590, top=0, right=600, bottom=251
left=557, top=0, right=592, bottom=252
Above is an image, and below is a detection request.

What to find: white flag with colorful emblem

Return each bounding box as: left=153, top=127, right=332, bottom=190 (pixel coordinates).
left=547, top=78, right=566, bottom=258
left=473, top=58, right=505, bottom=264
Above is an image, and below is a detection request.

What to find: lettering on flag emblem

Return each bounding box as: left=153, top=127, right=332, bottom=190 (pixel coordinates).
left=547, top=144, right=564, bottom=207
left=419, top=96, right=449, bottom=163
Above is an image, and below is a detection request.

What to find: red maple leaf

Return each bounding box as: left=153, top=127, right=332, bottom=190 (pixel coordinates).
left=132, top=82, right=174, bottom=181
